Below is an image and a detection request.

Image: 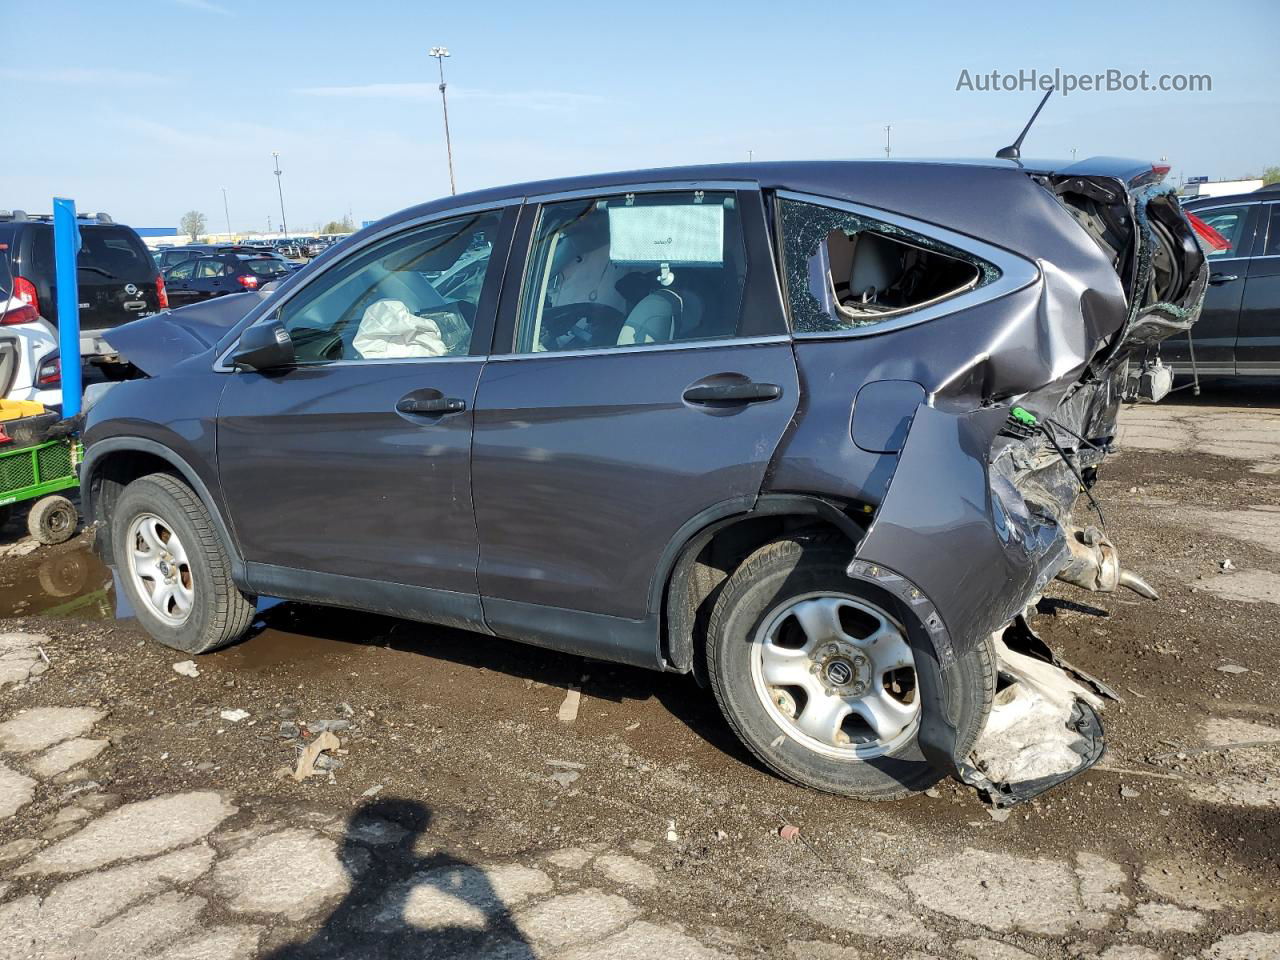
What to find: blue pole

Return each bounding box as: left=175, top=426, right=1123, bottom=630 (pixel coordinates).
left=52, top=197, right=82, bottom=418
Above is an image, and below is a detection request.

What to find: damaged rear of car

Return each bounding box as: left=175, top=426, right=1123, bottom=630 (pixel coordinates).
left=750, top=158, right=1206, bottom=804
left=82, top=157, right=1205, bottom=809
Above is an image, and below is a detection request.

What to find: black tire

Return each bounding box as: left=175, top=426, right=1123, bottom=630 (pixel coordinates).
left=111, top=472, right=256, bottom=654
left=27, top=495, right=78, bottom=545
left=706, top=538, right=996, bottom=800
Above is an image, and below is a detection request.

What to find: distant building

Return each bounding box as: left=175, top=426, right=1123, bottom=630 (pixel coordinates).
left=1180, top=177, right=1264, bottom=199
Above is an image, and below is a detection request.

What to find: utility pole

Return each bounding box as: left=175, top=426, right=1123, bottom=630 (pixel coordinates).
left=272, top=151, right=289, bottom=239
left=429, top=46, right=456, bottom=195
left=884, top=124, right=892, bottom=159
left=221, top=187, right=232, bottom=242
left=1071, top=146, right=1078, bottom=162
left=747, top=149, right=753, bottom=163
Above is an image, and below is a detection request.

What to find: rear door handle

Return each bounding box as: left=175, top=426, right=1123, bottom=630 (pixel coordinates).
left=396, top=395, right=467, bottom=415
left=682, top=381, right=781, bottom=405
left=1209, top=273, right=1240, bottom=285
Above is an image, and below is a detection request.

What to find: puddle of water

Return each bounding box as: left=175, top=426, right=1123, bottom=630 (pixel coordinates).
left=0, top=543, right=117, bottom=620
left=0, top=541, right=288, bottom=631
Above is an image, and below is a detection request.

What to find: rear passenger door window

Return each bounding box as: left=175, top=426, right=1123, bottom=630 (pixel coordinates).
left=196, top=259, right=228, bottom=279
left=514, top=190, right=754, bottom=353
left=278, top=210, right=504, bottom=364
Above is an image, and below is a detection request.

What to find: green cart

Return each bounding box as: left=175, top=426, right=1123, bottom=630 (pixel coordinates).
left=0, top=437, right=82, bottom=545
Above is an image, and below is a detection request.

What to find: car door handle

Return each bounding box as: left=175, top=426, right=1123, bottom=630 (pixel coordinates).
left=1209, top=273, right=1240, bottom=285
left=396, top=396, right=467, bottom=415
left=682, top=381, right=782, bottom=405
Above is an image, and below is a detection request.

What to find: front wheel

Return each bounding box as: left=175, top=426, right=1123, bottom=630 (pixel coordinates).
left=111, top=472, right=256, bottom=654
left=706, top=538, right=995, bottom=800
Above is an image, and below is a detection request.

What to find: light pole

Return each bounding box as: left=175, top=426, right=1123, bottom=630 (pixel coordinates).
left=272, top=151, right=289, bottom=239
left=221, top=187, right=232, bottom=242
left=429, top=46, right=456, bottom=195
left=884, top=124, right=892, bottom=159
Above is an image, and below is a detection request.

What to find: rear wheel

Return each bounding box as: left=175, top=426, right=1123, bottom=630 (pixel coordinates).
left=111, top=473, right=256, bottom=654
left=706, top=538, right=995, bottom=799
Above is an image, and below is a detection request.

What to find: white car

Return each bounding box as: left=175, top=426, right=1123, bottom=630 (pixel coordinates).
left=0, top=295, right=61, bottom=406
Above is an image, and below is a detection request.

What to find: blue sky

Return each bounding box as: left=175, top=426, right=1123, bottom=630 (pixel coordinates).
left=5, top=0, right=1278, bottom=231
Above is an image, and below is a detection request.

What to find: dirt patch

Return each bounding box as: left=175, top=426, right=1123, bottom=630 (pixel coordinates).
left=0, top=395, right=1279, bottom=956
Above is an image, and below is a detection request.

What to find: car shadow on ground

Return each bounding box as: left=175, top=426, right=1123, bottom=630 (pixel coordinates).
left=246, top=601, right=762, bottom=770
left=266, top=798, right=535, bottom=959
left=1165, top=376, right=1280, bottom=409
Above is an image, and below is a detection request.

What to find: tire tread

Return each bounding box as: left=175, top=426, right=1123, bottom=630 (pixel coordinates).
left=121, top=472, right=254, bottom=654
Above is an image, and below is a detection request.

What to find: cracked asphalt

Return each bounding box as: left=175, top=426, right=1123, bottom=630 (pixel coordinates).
left=1, top=386, right=1279, bottom=959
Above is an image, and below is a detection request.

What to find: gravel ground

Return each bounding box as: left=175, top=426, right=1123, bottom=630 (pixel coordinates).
left=0, top=388, right=1277, bottom=960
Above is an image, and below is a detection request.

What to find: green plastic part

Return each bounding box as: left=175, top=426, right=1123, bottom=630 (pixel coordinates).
left=1010, top=406, right=1039, bottom=427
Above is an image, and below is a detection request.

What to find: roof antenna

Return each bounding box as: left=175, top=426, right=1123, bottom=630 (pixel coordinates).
left=996, top=86, right=1055, bottom=161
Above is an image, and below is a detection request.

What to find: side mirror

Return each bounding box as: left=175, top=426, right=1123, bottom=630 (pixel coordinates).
left=232, top=319, right=294, bottom=372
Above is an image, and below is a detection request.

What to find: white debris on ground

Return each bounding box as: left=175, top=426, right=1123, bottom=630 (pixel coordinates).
left=172, top=660, right=200, bottom=678
left=557, top=681, right=584, bottom=724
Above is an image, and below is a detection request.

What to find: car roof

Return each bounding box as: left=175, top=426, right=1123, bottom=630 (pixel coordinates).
left=353, top=156, right=1161, bottom=267
left=1184, top=190, right=1279, bottom=208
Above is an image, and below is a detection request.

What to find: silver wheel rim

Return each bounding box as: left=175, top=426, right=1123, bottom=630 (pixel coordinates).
left=750, top=592, right=920, bottom=760
left=125, top=513, right=195, bottom=626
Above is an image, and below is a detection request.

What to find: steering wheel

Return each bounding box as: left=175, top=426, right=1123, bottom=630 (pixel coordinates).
left=537, top=302, right=626, bottom=351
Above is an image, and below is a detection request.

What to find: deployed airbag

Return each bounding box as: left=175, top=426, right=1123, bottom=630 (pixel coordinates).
left=353, top=299, right=447, bottom=360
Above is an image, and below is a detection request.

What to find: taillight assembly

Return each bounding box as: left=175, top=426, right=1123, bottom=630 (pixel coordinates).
left=13, top=276, right=38, bottom=313
left=156, top=274, right=169, bottom=309
left=237, top=274, right=259, bottom=290
left=1186, top=211, right=1232, bottom=252
left=0, top=303, right=38, bottom=325
left=36, top=352, right=61, bottom=387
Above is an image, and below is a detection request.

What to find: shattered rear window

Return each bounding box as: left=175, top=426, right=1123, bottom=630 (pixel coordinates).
left=779, top=198, right=1000, bottom=333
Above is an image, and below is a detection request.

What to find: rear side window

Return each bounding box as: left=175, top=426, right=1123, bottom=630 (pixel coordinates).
left=516, top=190, right=748, bottom=353
left=1194, top=205, right=1253, bottom=260
left=779, top=198, right=997, bottom=333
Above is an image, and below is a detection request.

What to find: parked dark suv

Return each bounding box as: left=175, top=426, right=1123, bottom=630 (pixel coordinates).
left=81, top=159, right=1207, bottom=805
left=155, top=244, right=259, bottom=272
left=162, top=252, right=292, bottom=306
left=0, top=210, right=165, bottom=359
left=1159, top=183, right=1280, bottom=374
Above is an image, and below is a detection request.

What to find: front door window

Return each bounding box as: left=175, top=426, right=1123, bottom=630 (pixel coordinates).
left=279, top=211, right=504, bottom=364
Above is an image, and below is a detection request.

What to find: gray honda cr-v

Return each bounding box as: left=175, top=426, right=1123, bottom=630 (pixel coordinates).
left=81, top=158, right=1208, bottom=805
